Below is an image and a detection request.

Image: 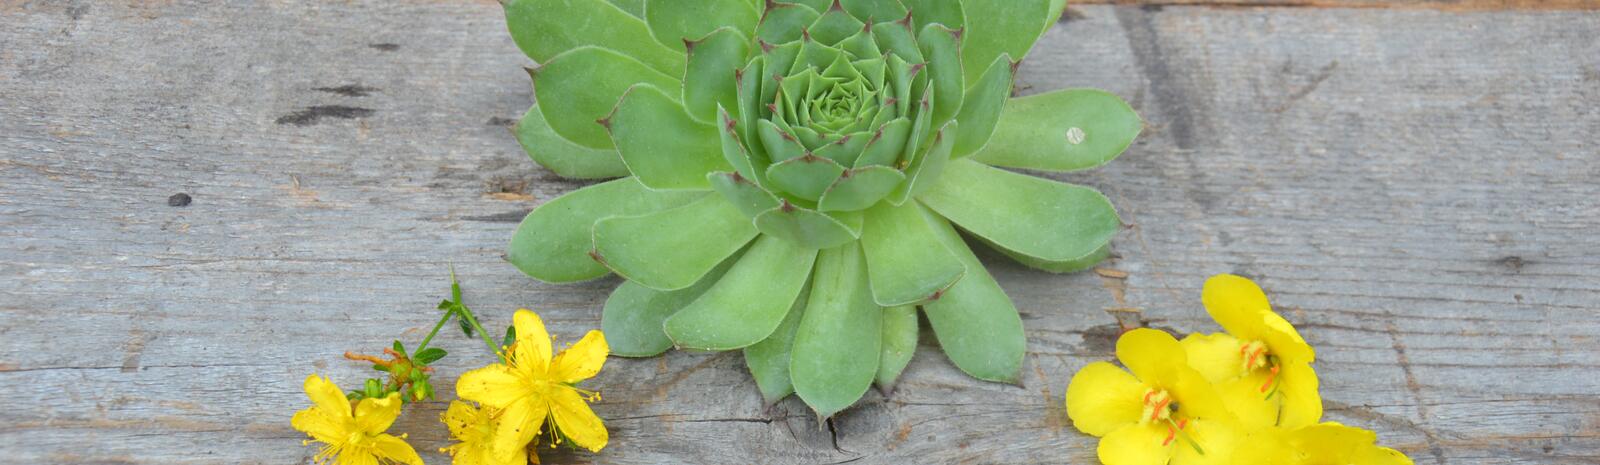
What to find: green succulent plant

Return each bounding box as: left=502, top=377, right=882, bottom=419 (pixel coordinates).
left=503, top=0, right=1141, bottom=419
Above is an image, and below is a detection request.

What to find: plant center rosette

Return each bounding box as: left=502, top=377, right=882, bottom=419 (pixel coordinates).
left=503, top=0, right=1142, bottom=418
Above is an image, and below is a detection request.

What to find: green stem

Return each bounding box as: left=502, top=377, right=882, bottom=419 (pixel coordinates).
left=457, top=303, right=503, bottom=360
left=414, top=310, right=453, bottom=354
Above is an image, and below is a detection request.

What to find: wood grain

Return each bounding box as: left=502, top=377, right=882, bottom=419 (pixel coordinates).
left=2, top=1, right=1598, bottom=464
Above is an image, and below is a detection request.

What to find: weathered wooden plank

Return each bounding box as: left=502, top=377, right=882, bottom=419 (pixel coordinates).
left=1, top=1, right=1597, bottom=464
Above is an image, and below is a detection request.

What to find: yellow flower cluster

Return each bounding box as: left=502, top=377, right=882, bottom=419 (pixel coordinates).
left=1066, top=274, right=1412, bottom=465
left=291, top=375, right=425, bottom=465
left=445, top=309, right=610, bottom=465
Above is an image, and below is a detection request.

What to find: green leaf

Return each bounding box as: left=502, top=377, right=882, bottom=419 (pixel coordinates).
left=754, top=202, right=861, bottom=249
left=532, top=47, right=680, bottom=149
left=860, top=200, right=966, bottom=306
left=854, top=118, right=911, bottom=168
left=990, top=241, right=1112, bottom=274
left=665, top=235, right=819, bottom=350
left=958, top=0, right=1052, bottom=83
left=875, top=305, right=918, bottom=393
left=918, top=158, right=1120, bottom=265
left=806, top=2, right=865, bottom=45
left=502, top=326, right=517, bottom=349
left=765, top=154, right=846, bottom=201
left=736, top=58, right=771, bottom=169
left=458, top=317, right=475, bottom=338
left=608, top=0, right=646, bottom=17
left=811, top=132, right=871, bottom=166
left=645, top=0, right=759, bottom=53
left=683, top=28, right=751, bottom=124
left=603, top=248, right=739, bottom=357
left=743, top=280, right=810, bottom=406
left=817, top=166, right=904, bottom=211
left=899, top=0, right=964, bottom=30
left=870, top=18, right=924, bottom=64
left=917, top=23, right=964, bottom=129
left=593, top=194, right=759, bottom=290
left=970, top=88, right=1142, bottom=171
left=508, top=177, right=703, bottom=283
left=606, top=84, right=731, bottom=190
left=414, top=348, right=447, bottom=365
left=708, top=171, right=780, bottom=219
left=888, top=119, right=956, bottom=205
left=392, top=340, right=408, bottom=358
left=514, top=104, right=629, bottom=179
left=790, top=243, right=882, bottom=419
left=840, top=0, right=906, bottom=23
left=756, top=1, right=821, bottom=44
left=950, top=54, right=1016, bottom=158
left=916, top=202, right=1025, bottom=383
left=503, top=0, right=683, bottom=77
left=756, top=119, right=809, bottom=163
left=717, top=106, right=768, bottom=186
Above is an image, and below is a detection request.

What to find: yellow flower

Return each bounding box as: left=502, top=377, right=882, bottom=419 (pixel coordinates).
left=456, top=309, right=609, bottom=459
left=1231, top=422, right=1413, bottom=465
left=1179, top=274, right=1322, bottom=429
left=1066, top=328, right=1243, bottom=465
left=291, top=375, right=424, bottom=465
left=440, top=401, right=532, bottom=465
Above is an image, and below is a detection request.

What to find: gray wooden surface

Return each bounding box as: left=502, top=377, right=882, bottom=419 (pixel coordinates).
left=2, top=1, right=1597, bottom=464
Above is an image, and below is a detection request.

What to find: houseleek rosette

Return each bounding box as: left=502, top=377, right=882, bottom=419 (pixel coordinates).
left=503, top=0, right=1141, bottom=418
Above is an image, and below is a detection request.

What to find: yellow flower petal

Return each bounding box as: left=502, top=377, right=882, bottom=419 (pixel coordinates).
left=442, top=400, right=478, bottom=439
left=1361, top=446, right=1415, bottom=465
left=1276, top=361, right=1323, bottom=429
left=336, top=452, right=379, bottom=465
left=457, top=364, right=529, bottom=408
left=290, top=407, right=345, bottom=445
left=304, top=375, right=353, bottom=420
left=371, top=433, right=426, bottom=465
left=354, top=393, right=403, bottom=434
left=513, top=309, right=553, bottom=370
left=549, top=330, right=609, bottom=384
left=549, top=387, right=609, bottom=452
left=1227, top=428, right=1293, bottom=465
left=1115, top=328, right=1186, bottom=387
left=492, top=396, right=547, bottom=461
left=1179, top=333, right=1247, bottom=384
left=1259, top=311, right=1314, bottom=364
left=1288, top=422, right=1377, bottom=462
left=1201, top=274, right=1271, bottom=341
left=1214, top=371, right=1279, bottom=431
left=1065, top=361, right=1146, bottom=437
left=1170, top=418, right=1242, bottom=465
left=1169, top=369, right=1235, bottom=423
left=1097, top=423, right=1170, bottom=465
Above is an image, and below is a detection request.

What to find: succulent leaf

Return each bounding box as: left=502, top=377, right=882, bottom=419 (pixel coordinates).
left=683, top=28, right=753, bottom=123
left=805, top=2, right=866, bottom=45
left=957, top=0, right=1053, bottom=82
left=791, top=243, right=882, bottom=419
left=603, top=250, right=741, bottom=357
left=754, top=202, right=860, bottom=249
left=708, top=171, right=781, bottom=218
left=593, top=194, right=759, bottom=290
left=875, top=305, right=919, bottom=393
left=916, top=23, right=964, bottom=128
left=508, top=177, right=703, bottom=283
left=950, top=54, right=1016, bottom=158
left=607, top=84, right=732, bottom=190
left=514, top=104, right=629, bottom=179
left=533, top=47, right=680, bottom=149
left=918, top=158, right=1121, bottom=266
left=664, top=235, right=819, bottom=350
left=970, top=88, right=1143, bottom=171
left=887, top=118, right=956, bottom=205
left=608, top=0, right=647, bottom=17
left=743, top=280, right=811, bottom=405
left=898, top=0, right=965, bottom=30
left=817, top=165, right=904, bottom=211
left=504, top=0, right=684, bottom=76
left=765, top=154, right=846, bottom=201
left=917, top=203, right=1026, bottom=383
left=645, top=0, right=760, bottom=53
left=755, top=1, right=822, bottom=44
left=840, top=0, right=906, bottom=23
left=860, top=200, right=966, bottom=306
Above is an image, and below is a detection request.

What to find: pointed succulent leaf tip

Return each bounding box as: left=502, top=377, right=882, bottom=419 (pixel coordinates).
left=664, top=235, right=819, bottom=350
left=514, top=104, right=629, bottom=179
left=919, top=158, right=1120, bottom=268
left=709, top=171, right=780, bottom=219
left=644, top=0, right=759, bottom=53
left=791, top=242, right=881, bottom=420
left=956, top=0, right=1056, bottom=83
left=533, top=46, right=680, bottom=149
left=603, top=250, right=740, bottom=357
left=508, top=177, right=702, bottom=283
left=860, top=200, right=966, bottom=306
left=606, top=83, right=732, bottom=190
left=916, top=203, right=1026, bottom=383
left=755, top=202, right=859, bottom=249
left=971, top=88, right=1142, bottom=171
left=765, top=152, right=846, bottom=201
left=502, top=0, right=683, bottom=76
left=592, top=194, right=757, bottom=290
left=875, top=305, right=919, bottom=394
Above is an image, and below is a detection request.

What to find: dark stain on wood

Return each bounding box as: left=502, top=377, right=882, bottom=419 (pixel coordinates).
left=166, top=193, right=191, bottom=207
left=275, top=105, right=375, bottom=126
left=313, top=84, right=379, bottom=97
left=368, top=43, right=401, bottom=52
